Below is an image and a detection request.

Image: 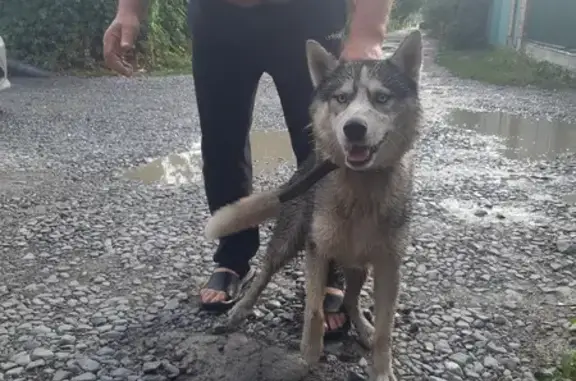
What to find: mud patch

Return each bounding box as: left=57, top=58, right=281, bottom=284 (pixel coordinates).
left=173, top=333, right=309, bottom=381
left=446, top=109, right=576, bottom=160
left=439, top=197, right=549, bottom=225
left=125, top=130, right=295, bottom=185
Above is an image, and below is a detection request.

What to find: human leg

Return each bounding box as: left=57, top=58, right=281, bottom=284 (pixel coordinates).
left=190, top=2, right=265, bottom=310
left=264, top=0, right=350, bottom=336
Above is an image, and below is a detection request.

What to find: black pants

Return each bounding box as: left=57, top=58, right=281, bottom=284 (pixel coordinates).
left=188, top=0, right=348, bottom=277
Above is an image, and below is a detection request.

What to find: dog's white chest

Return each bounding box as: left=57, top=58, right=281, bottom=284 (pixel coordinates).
left=311, top=207, right=385, bottom=266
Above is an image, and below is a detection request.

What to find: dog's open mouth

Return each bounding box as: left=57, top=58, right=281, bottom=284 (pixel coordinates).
left=345, top=144, right=376, bottom=167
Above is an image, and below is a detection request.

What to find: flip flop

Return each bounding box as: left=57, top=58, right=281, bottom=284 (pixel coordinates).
left=200, top=268, right=256, bottom=313
left=323, top=291, right=351, bottom=340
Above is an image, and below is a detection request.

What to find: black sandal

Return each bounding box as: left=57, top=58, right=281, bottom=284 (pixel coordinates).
left=323, top=290, right=351, bottom=341
left=200, top=268, right=255, bottom=313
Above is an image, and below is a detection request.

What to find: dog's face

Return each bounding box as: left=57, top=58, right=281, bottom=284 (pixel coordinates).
left=306, top=30, right=423, bottom=171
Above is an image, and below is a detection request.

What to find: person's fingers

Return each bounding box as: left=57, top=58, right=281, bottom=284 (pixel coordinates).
left=106, top=53, right=132, bottom=77
left=103, top=28, right=132, bottom=76
left=120, top=24, right=138, bottom=53
left=104, top=51, right=129, bottom=76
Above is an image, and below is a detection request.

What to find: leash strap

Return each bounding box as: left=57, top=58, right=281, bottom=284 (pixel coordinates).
left=278, top=159, right=338, bottom=203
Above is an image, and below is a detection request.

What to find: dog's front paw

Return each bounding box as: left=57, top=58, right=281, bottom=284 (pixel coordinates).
left=356, top=316, right=375, bottom=349
left=300, top=339, right=323, bottom=365
left=371, top=371, right=397, bottom=381
left=227, top=303, right=252, bottom=328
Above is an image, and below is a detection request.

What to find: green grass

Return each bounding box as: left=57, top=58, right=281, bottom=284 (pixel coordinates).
left=437, top=47, right=576, bottom=89
left=535, top=350, right=576, bottom=381
left=67, top=59, right=192, bottom=78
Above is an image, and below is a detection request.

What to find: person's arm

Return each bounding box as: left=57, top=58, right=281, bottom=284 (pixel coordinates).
left=342, top=0, right=394, bottom=60
left=117, top=0, right=149, bottom=19
left=348, top=0, right=393, bottom=43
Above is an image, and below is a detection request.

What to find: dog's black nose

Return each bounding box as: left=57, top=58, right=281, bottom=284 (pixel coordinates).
left=343, top=121, right=367, bottom=141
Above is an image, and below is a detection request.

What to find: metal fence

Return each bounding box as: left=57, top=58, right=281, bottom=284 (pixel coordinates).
left=524, top=0, right=576, bottom=51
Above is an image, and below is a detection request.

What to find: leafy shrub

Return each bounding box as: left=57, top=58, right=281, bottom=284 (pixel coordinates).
left=421, top=0, right=459, bottom=38
left=0, top=0, right=190, bottom=71
left=422, top=0, right=492, bottom=50
left=390, top=0, right=425, bottom=27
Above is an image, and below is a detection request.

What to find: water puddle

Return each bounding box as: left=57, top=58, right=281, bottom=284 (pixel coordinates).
left=125, top=130, right=295, bottom=185
left=446, top=109, right=576, bottom=160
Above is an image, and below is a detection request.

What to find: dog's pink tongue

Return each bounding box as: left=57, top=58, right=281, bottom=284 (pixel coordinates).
left=347, top=146, right=370, bottom=162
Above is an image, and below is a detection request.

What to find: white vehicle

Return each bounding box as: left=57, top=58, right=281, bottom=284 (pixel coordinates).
left=0, top=36, right=11, bottom=91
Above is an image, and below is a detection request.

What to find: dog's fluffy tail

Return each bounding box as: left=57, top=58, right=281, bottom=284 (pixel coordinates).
left=205, top=190, right=281, bottom=240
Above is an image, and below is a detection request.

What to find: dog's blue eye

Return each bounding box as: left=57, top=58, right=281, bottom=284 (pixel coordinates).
left=374, top=93, right=390, bottom=104
left=334, top=94, right=348, bottom=104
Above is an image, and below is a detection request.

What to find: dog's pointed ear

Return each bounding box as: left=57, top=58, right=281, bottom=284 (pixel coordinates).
left=389, top=30, right=422, bottom=82
left=306, top=39, right=338, bottom=88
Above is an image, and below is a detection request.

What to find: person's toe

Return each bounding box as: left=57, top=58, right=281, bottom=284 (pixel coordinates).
left=325, top=312, right=347, bottom=330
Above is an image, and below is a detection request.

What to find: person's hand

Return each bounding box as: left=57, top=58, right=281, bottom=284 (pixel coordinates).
left=103, top=12, right=141, bottom=77
left=341, top=36, right=385, bottom=61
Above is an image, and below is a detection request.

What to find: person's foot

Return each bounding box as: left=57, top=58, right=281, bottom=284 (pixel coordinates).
left=200, top=267, right=350, bottom=338
left=323, top=286, right=351, bottom=340
left=324, top=287, right=347, bottom=330
left=200, top=267, right=255, bottom=312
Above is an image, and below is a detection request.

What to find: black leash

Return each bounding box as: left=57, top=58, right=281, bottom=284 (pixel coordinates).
left=277, top=159, right=338, bottom=203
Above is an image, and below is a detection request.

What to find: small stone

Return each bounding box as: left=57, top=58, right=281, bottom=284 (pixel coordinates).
left=483, top=356, right=499, bottom=369
left=34, top=325, right=52, bottom=334
left=6, top=367, right=24, bottom=376
left=143, top=361, right=161, bottom=373
left=23, top=253, right=36, bottom=260
left=71, top=372, right=97, bottom=381
left=502, top=356, right=520, bottom=370
left=347, top=370, right=366, bottom=381
left=58, top=324, right=74, bottom=333
left=60, top=334, right=76, bottom=344
left=26, top=359, right=46, bottom=370
left=164, top=299, right=179, bottom=310
left=557, top=239, right=576, bottom=254
left=444, top=360, right=463, bottom=375
left=449, top=353, right=470, bottom=366
left=11, top=352, right=31, bottom=366
left=31, top=347, right=54, bottom=360
left=534, top=368, right=556, bottom=379
left=46, top=275, right=59, bottom=283
left=78, top=358, right=100, bottom=372
left=97, top=347, right=115, bottom=356
left=111, top=368, right=132, bottom=377
left=1, top=363, right=17, bottom=371
left=53, top=369, right=70, bottom=381
left=550, top=262, right=563, bottom=271
left=436, top=339, right=453, bottom=354
left=487, top=341, right=507, bottom=354
left=474, top=209, right=487, bottom=217
left=161, top=360, right=179, bottom=377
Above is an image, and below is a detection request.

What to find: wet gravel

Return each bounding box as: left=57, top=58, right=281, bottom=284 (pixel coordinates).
left=1, top=33, right=575, bottom=381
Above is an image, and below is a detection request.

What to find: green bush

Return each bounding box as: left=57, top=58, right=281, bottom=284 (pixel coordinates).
left=421, top=0, right=459, bottom=38
left=390, top=0, right=425, bottom=28
left=0, top=0, right=190, bottom=71
left=422, top=0, right=492, bottom=50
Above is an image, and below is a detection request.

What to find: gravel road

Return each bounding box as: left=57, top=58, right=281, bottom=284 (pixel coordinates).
left=1, top=33, right=575, bottom=381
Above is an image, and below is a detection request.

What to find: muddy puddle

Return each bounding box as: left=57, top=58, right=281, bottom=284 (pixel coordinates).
left=126, top=130, right=295, bottom=185
left=447, top=109, right=576, bottom=160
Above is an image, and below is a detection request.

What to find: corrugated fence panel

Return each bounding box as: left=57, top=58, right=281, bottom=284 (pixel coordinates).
left=524, top=0, right=576, bottom=50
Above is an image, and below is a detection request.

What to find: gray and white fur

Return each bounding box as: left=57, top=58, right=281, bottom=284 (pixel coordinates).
left=205, top=30, right=423, bottom=381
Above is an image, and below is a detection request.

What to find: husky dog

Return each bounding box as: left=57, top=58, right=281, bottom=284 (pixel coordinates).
left=205, top=30, right=423, bottom=381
